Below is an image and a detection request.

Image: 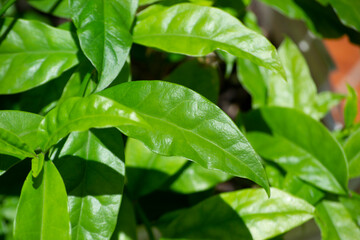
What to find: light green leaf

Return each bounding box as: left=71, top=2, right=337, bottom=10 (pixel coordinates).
left=111, top=195, right=137, bottom=240
left=133, top=3, right=285, bottom=79
left=38, top=95, right=145, bottom=151
left=344, top=84, right=358, bottom=128
left=344, top=128, right=360, bottom=178
left=0, top=18, right=79, bottom=94
left=313, top=91, right=345, bottom=119
left=31, top=153, right=44, bottom=178
left=161, top=188, right=314, bottom=240
left=53, top=129, right=125, bottom=240
left=28, top=0, right=69, bottom=18
left=283, top=173, right=324, bottom=205
left=170, top=162, right=231, bottom=194
left=14, top=160, right=70, bottom=240
left=164, top=60, right=220, bottom=103
left=0, top=128, right=35, bottom=159
left=126, top=138, right=187, bottom=198
left=100, top=81, right=270, bottom=194
left=264, top=163, right=284, bottom=189
left=258, top=107, right=348, bottom=194
left=326, top=0, right=360, bottom=31
left=69, top=0, right=138, bottom=91
left=340, top=192, right=360, bottom=227
left=0, top=111, right=44, bottom=149
left=315, top=200, right=360, bottom=240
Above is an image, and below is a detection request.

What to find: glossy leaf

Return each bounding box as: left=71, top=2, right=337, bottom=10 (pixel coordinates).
left=111, top=195, right=137, bottom=240
left=38, top=95, right=145, bottom=151
left=170, top=162, right=231, bottom=194
left=126, top=138, right=186, bottom=198
left=326, top=0, right=360, bottom=31
left=344, top=128, right=360, bottom=178
left=283, top=173, right=324, bottom=205
left=315, top=200, right=360, bottom=240
left=14, top=160, right=70, bottom=240
left=28, top=0, right=69, bottom=18
left=133, top=3, right=285, bottom=78
left=0, top=127, right=35, bottom=159
left=0, top=111, right=44, bottom=149
left=99, top=81, right=270, bottom=194
left=0, top=18, right=79, bottom=94
left=164, top=60, right=220, bottom=103
left=344, top=84, right=358, bottom=128
left=161, top=188, right=314, bottom=239
left=256, top=107, right=348, bottom=194
left=69, top=0, right=138, bottom=91
left=53, top=129, right=125, bottom=240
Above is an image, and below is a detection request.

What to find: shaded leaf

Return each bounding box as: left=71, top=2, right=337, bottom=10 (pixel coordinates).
left=161, top=188, right=314, bottom=240
left=28, top=0, right=69, bottom=18
left=14, top=160, right=70, bottom=240
left=315, top=200, right=360, bottom=240
left=69, top=0, right=138, bottom=91
left=53, top=129, right=125, bottom=240
left=100, top=81, right=270, bottom=194
left=111, top=195, right=137, bottom=240
left=344, top=128, right=360, bottom=178
left=340, top=192, right=360, bottom=227
left=326, top=0, right=360, bottom=31
left=0, top=18, right=79, bottom=94
left=133, top=3, right=285, bottom=78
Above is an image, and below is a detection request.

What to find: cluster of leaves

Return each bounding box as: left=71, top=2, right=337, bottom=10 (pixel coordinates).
left=0, top=0, right=360, bottom=239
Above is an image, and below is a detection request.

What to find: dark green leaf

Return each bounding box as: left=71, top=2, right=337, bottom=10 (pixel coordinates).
left=126, top=138, right=186, bottom=198
left=133, top=3, right=285, bottom=78
left=315, top=200, right=360, bottom=240
left=53, top=129, right=125, bottom=240
left=326, top=0, right=360, bottom=31
left=164, top=60, right=220, bottom=103
left=28, top=0, right=69, bottom=18
left=100, top=81, right=270, bottom=194
left=0, top=18, right=79, bottom=94
left=264, top=163, right=284, bottom=188
left=253, top=107, right=348, bottom=194
left=14, top=160, right=70, bottom=239
left=344, top=128, right=360, bottom=178
left=344, top=84, right=358, bottom=128
left=161, top=188, right=314, bottom=240
left=69, top=0, right=137, bottom=91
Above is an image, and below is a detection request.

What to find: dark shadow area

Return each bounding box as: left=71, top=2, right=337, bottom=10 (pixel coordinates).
left=0, top=154, right=22, bottom=174
left=160, top=195, right=253, bottom=240
left=0, top=159, right=30, bottom=196
left=91, top=128, right=125, bottom=160
left=237, top=109, right=271, bottom=133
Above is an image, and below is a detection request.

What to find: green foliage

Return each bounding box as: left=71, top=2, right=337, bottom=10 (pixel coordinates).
left=0, top=0, right=360, bottom=239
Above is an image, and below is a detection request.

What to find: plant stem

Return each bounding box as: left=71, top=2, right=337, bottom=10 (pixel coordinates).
left=0, top=0, right=16, bottom=16
left=135, top=202, right=155, bottom=240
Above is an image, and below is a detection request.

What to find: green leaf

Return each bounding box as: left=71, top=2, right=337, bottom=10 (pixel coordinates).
left=254, top=107, right=348, bottom=194
left=133, top=3, right=285, bottom=79
left=53, top=129, right=125, bottom=240
left=99, top=81, right=270, bottom=194
left=340, top=192, right=360, bottom=227
left=0, top=111, right=44, bottom=149
left=161, top=188, right=314, bottom=239
left=0, top=128, right=35, bottom=159
left=313, top=91, right=344, bottom=119
left=170, top=162, right=231, bottom=194
left=164, top=60, right=220, bottom=103
left=344, top=128, right=360, bottom=178
left=111, top=195, right=137, bottom=240
left=344, top=84, right=358, bottom=128
left=14, top=160, right=70, bottom=240
left=125, top=138, right=187, bottom=198
left=278, top=38, right=317, bottom=116
left=264, top=163, right=284, bottom=188
left=315, top=200, right=360, bottom=240
left=69, top=0, right=138, bottom=91
left=38, top=95, right=145, bottom=151
left=27, top=0, right=69, bottom=18
left=0, top=18, right=79, bottom=94
left=31, top=153, right=44, bottom=178
left=326, top=0, right=360, bottom=31
left=283, top=173, right=324, bottom=205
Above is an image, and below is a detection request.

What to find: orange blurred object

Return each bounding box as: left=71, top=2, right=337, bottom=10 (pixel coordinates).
left=324, top=36, right=360, bottom=123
